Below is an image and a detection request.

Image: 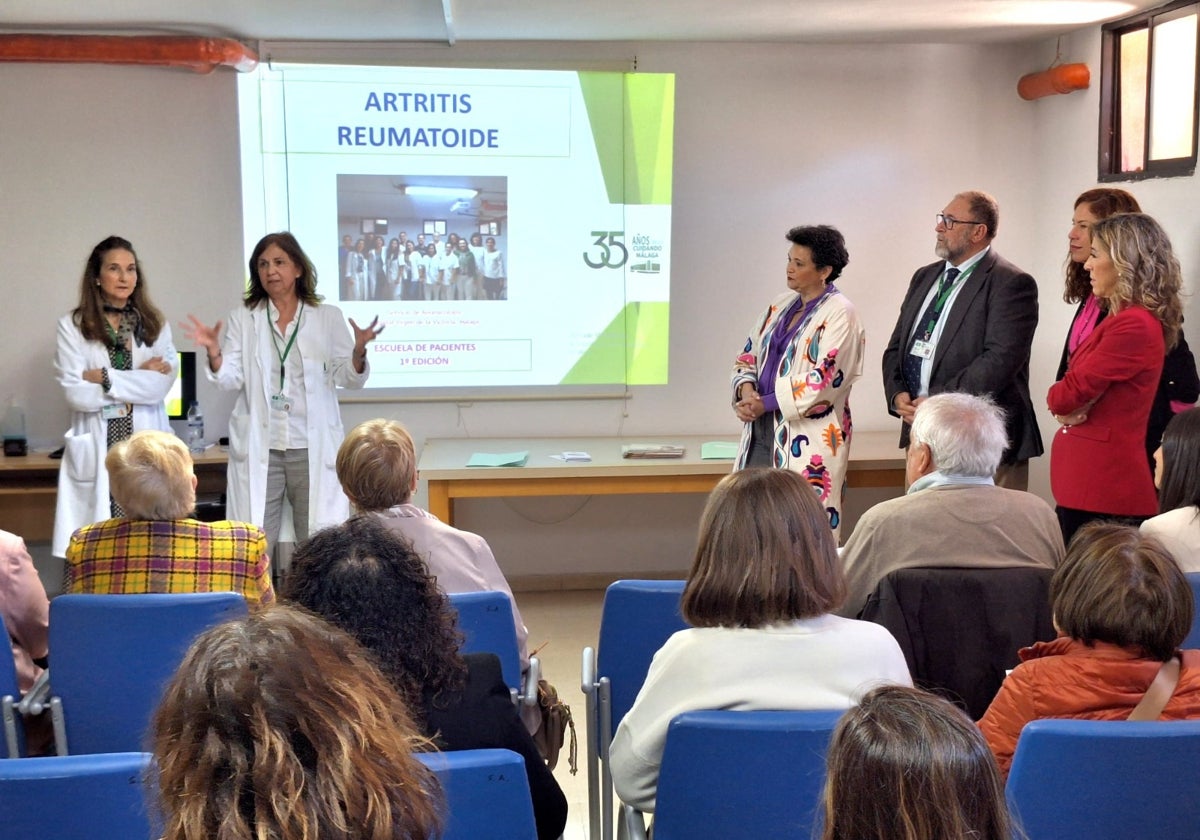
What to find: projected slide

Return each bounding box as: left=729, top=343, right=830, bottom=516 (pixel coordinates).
left=238, top=64, right=674, bottom=391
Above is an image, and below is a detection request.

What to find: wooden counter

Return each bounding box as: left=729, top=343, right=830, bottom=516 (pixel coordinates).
left=0, top=448, right=229, bottom=542
left=418, top=430, right=903, bottom=526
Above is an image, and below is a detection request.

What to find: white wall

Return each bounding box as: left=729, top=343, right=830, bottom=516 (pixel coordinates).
left=4, top=34, right=1154, bottom=583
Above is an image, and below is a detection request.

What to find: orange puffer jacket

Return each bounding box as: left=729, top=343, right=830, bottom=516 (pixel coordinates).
left=977, top=636, right=1200, bottom=777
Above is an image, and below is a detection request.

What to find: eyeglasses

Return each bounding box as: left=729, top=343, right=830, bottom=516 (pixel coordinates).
left=936, top=213, right=984, bottom=229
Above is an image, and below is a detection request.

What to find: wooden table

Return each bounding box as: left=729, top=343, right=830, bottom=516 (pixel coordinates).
left=418, top=430, right=904, bottom=526
left=0, top=448, right=230, bottom=542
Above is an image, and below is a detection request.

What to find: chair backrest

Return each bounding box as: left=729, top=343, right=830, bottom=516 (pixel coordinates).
left=1007, top=718, right=1200, bottom=840
left=1183, top=572, right=1200, bottom=649
left=416, top=748, right=537, bottom=840
left=49, top=592, right=248, bottom=754
left=859, top=566, right=1055, bottom=719
left=651, top=709, right=842, bottom=840
left=449, top=590, right=522, bottom=694
left=0, top=751, right=156, bottom=838
left=597, top=579, right=689, bottom=730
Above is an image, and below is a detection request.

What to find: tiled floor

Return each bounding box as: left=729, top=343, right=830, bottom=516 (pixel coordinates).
left=518, top=588, right=606, bottom=840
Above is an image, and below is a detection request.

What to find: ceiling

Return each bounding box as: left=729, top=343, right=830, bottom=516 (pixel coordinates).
left=0, top=0, right=1165, bottom=45
left=337, top=174, right=509, bottom=228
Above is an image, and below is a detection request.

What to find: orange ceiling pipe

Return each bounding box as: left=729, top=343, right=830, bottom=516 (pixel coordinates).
left=0, top=34, right=258, bottom=73
left=1017, top=63, right=1090, bottom=101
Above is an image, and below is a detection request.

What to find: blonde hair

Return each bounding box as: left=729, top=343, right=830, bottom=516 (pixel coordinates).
left=336, top=419, right=417, bottom=510
left=1090, top=212, right=1184, bottom=350
left=106, top=430, right=195, bottom=520
left=152, top=605, right=442, bottom=840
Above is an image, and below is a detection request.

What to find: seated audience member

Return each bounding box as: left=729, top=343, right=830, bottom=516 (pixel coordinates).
left=978, top=523, right=1200, bottom=778
left=151, top=605, right=441, bottom=840
left=838, top=392, right=1063, bottom=617
left=65, top=430, right=274, bottom=606
left=823, top=685, right=1012, bottom=840
left=1141, top=407, right=1200, bottom=571
left=0, top=529, right=49, bottom=693
left=336, top=419, right=529, bottom=667
left=609, top=468, right=911, bottom=813
left=284, top=517, right=567, bottom=840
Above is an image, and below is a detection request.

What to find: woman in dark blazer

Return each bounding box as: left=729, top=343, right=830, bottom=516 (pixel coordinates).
left=284, top=516, right=567, bottom=840
left=1048, top=213, right=1184, bottom=545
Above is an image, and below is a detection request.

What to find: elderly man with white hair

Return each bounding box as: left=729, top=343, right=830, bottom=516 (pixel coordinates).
left=838, top=392, right=1063, bottom=618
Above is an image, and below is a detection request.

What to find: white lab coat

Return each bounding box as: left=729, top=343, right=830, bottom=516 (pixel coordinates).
left=52, top=314, right=177, bottom=557
left=209, top=301, right=368, bottom=535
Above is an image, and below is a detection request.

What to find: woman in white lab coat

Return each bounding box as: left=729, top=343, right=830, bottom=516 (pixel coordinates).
left=53, top=236, right=176, bottom=557
left=183, top=232, right=382, bottom=549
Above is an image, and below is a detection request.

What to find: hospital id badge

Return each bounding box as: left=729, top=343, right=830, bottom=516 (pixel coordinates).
left=101, top=403, right=130, bottom=420
left=270, top=393, right=292, bottom=413
left=911, top=339, right=935, bottom=360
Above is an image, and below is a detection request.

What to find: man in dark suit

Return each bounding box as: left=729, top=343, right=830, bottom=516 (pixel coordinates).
left=882, top=190, right=1043, bottom=489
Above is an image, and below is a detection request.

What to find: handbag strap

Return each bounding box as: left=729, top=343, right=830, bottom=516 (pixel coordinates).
left=1128, top=655, right=1181, bottom=721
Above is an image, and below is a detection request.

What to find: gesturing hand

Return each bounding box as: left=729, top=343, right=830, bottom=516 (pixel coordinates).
left=180, top=315, right=224, bottom=355
left=349, top=316, right=385, bottom=352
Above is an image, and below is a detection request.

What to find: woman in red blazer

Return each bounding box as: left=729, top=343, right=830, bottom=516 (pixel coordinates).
left=1048, top=212, right=1183, bottom=545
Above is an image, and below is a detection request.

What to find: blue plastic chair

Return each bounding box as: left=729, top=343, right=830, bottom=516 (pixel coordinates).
left=624, top=709, right=843, bottom=840
left=1007, top=718, right=1200, bottom=840
left=416, top=748, right=537, bottom=840
left=580, top=579, right=689, bottom=840
left=0, top=751, right=156, bottom=838
left=1183, top=572, right=1200, bottom=649
left=448, top=590, right=537, bottom=705
left=0, top=616, right=24, bottom=758
left=39, top=592, right=248, bottom=755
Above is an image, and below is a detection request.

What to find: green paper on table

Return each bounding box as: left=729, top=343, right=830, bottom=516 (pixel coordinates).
left=700, top=441, right=739, bottom=460
left=466, top=450, right=529, bottom=467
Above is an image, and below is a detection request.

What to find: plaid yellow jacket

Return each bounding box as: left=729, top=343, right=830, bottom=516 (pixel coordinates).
left=65, top=518, right=275, bottom=607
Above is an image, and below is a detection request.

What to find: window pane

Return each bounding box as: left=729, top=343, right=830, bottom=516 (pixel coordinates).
left=1120, top=28, right=1149, bottom=172
left=1149, top=13, right=1198, bottom=161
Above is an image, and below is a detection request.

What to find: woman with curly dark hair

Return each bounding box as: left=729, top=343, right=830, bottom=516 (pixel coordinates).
left=731, top=224, right=864, bottom=540
left=152, top=605, right=441, bottom=840
left=284, top=517, right=567, bottom=840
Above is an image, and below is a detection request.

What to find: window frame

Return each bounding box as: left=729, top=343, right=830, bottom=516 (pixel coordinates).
left=1099, top=0, right=1200, bottom=181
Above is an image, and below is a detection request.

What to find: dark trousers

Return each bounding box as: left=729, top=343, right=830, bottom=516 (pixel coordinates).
left=1056, top=505, right=1149, bottom=548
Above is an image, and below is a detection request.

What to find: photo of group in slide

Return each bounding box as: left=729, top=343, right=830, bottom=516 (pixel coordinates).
left=336, top=174, right=507, bottom=303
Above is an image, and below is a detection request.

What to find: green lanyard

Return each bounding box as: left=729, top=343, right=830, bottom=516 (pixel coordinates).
left=918, top=263, right=977, bottom=341
left=270, top=301, right=304, bottom=393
